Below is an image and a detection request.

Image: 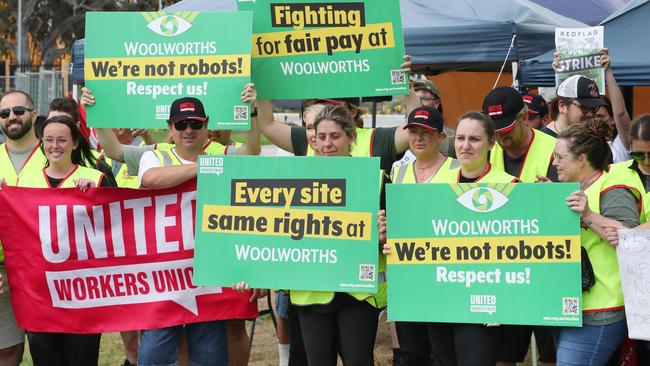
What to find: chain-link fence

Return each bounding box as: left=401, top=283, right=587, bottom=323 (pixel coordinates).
left=1, top=64, right=72, bottom=114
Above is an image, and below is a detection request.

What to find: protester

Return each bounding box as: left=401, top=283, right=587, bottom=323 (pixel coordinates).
left=562, top=49, right=631, bottom=163
left=288, top=104, right=385, bottom=366
left=478, top=86, right=558, bottom=364
left=553, top=120, right=640, bottom=365
left=135, top=89, right=264, bottom=366
left=391, top=106, right=451, bottom=185
left=522, top=93, right=550, bottom=129
left=46, top=97, right=118, bottom=186
left=392, top=77, right=456, bottom=176
left=137, top=96, right=230, bottom=365
left=384, top=105, right=450, bottom=365
left=541, top=75, right=604, bottom=138
left=0, top=90, right=46, bottom=366
left=604, top=114, right=650, bottom=361
left=409, top=111, right=516, bottom=366
left=442, top=111, right=518, bottom=184
left=82, top=84, right=263, bottom=366
left=595, top=82, right=631, bottom=163
left=484, top=86, right=558, bottom=183
left=15, top=114, right=111, bottom=365
left=258, top=56, right=412, bottom=172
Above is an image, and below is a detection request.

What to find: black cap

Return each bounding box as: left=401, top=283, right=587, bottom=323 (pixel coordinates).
left=522, top=94, right=548, bottom=116
left=168, top=97, right=207, bottom=124
left=557, top=75, right=605, bottom=109
left=482, top=86, right=525, bottom=133
left=404, top=106, right=444, bottom=132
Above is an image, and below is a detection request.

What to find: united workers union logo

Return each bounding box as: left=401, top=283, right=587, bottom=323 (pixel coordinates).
left=454, top=184, right=513, bottom=213
left=143, top=12, right=197, bottom=37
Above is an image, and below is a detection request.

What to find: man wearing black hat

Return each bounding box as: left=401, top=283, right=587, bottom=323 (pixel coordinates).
left=483, top=86, right=558, bottom=183
left=136, top=92, right=265, bottom=366
left=522, top=94, right=549, bottom=130
left=483, top=87, right=558, bottom=366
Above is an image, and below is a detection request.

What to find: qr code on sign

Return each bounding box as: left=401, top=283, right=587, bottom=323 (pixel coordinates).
left=391, top=70, right=406, bottom=85
left=359, top=264, right=375, bottom=281
left=563, top=297, right=579, bottom=315
left=234, top=106, right=249, bottom=120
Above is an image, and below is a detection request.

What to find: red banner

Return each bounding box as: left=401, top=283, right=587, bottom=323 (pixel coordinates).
left=0, top=180, right=258, bottom=333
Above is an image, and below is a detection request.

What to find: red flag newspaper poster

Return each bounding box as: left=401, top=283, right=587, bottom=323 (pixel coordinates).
left=0, top=180, right=257, bottom=333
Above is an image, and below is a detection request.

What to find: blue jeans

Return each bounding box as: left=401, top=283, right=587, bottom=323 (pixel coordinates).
left=555, top=318, right=627, bottom=366
left=275, top=291, right=290, bottom=319
left=138, top=320, right=228, bottom=366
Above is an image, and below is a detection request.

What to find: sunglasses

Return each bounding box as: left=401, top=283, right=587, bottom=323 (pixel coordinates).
left=0, top=106, right=34, bottom=119
left=630, top=151, right=650, bottom=161
left=173, top=120, right=205, bottom=131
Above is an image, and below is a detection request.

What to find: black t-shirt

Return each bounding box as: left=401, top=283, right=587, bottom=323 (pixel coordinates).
left=459, top=174, right=479, bottom=183
left=539, top=126, right=558, bottom=138
left=502, top=151, right=559, bottom=182
left=47, top=174, right=113, bottom=188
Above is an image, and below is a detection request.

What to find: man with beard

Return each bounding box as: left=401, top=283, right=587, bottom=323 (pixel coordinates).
left=482, top=87, right=558, bottom=366
left=0, top=90, right=47, bottom=365
left=484, top=86, right=558, bottom=182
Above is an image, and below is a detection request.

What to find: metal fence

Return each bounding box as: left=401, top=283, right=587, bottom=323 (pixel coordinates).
left=1, top=65, right=72, bottom=114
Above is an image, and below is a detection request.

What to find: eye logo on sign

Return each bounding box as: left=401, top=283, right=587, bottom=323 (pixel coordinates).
left=143, top=12, right=197, bottom=37
left=457, top=187, right=509, bottom=213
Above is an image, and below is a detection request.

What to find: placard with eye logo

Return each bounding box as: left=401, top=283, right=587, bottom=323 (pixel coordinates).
left=85, top=11, right=252, bottom=130
left=385, top=182, right=582, bottom=327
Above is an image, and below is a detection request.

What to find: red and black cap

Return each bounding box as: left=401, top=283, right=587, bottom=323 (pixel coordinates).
left=557, top=75, right=605, bottom=109
left=482, top=86, right=525, bottom=133
left=168, top=97, right=207, bottom=124
left=522, top=94, right=548, bottom=116
left=404, top=106, right=444, bottom=132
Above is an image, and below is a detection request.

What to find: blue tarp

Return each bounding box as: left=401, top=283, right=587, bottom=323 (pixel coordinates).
left=519, top=0, right=650, bottom=86
left=166, top=0, right=585, bottom=73
left=530, top=0, right=627, bottom=25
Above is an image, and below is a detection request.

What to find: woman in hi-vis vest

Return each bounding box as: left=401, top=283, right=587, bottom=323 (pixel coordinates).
left=605, top=115, right=650, bottom=360
left=397, top=112, right=517, bottom=366
left=382, top=105, right=451, bottom=365
left=553, top=120, right=640, bottom=365
left=15, top=115, right=112, bottom=366
left=292, top=104, right=384, bottom=366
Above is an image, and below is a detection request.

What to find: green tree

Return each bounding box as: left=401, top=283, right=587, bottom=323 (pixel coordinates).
left=1, top=0, right=178, bottom=66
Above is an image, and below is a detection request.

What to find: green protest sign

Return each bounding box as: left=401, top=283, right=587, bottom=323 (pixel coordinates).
left=386, top=183, right=582, bottom=326
left=236, top=0, right=408, bottom=100
left=85, top=12, right=252, bottom=129
left=194, top=156, right=380, bottom=292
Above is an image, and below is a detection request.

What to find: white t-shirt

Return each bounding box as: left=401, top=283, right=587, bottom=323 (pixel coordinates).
left=138, top=149, right=194, bottom=186
left=609, top=135, right=630, bottom=163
